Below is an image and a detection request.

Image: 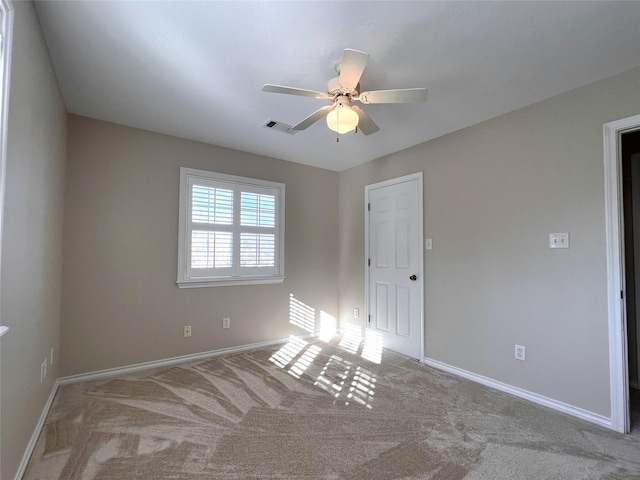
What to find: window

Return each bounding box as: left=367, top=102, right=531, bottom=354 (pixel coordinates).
left=177, top=168, right=285, bottom=288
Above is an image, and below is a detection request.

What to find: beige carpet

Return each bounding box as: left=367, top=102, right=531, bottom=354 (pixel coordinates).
left=23, top=335, right=640, bottom=479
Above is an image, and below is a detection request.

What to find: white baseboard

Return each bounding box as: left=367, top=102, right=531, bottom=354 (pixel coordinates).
left=15, top=379, right=59, bottom=480
left=422, top=356, right=612, bottom=430
left=58, top=334, right=313, bottom=386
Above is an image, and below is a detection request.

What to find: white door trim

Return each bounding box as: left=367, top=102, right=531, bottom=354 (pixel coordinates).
left=604, top=113, right=640, bottom=433
left=0, top=0, right=14, bottom=336
left=365, top=172, right=424, bottom=360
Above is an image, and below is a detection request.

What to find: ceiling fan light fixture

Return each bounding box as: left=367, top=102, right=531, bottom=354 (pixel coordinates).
left=326, top=104, right=359, bottom=134
left=263, top=48, right=426, bottom=137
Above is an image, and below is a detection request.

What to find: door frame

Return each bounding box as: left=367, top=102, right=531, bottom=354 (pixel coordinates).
left=0, top=0, right=14, bottom=339
left=364, top=172, right=424, bottom=360
left=604, top=113, right=640, bottom=433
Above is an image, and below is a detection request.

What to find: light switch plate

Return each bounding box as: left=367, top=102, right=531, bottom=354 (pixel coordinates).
left=549, top=233, right=569, bottom=249
left=425, top=238, right=432, bottom=250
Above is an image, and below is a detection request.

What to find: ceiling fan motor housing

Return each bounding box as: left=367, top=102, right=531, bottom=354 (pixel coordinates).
left=327, top=77, right=359, bottom=97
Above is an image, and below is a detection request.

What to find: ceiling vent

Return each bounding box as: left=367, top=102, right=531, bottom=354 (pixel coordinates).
left=263, top=119, right=298, bottom=135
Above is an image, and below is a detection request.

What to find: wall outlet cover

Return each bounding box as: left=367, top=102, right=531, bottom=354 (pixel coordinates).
left=549, top=233, right=569, bottom=249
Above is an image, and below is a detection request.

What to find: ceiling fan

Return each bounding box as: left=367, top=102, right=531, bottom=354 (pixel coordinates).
left=263, top=48, right=428, bottom=136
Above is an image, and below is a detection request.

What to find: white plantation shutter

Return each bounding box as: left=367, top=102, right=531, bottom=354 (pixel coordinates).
left=192, top=186, right=234, bottom=225
left=189, top=185, right=234, bottom=273
left=178, top=168, right=285, bottom=287
left=240, top=233, right=275, bottom=267
left=191, top=230, right=232, bottom=269
left=239, top=190, right=277, bottom=269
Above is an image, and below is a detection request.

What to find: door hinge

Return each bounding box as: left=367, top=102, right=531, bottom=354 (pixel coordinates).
left=368, top=258, right=370, bottom=267
left=368, top=203, right=370, bottom=211
left=621, top=290, right=624, bottom=300
left=368, top=315, right=371, bottom=323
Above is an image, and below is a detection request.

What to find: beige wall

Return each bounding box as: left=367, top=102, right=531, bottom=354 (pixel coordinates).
left=60, top=116, right=339, bottom=376
left=0, top=2, right=68, bottom=478
left=339, top=67, right=640, bottom=418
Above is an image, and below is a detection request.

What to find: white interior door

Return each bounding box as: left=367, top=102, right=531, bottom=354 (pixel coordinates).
left=632, top=153, right=640, bottom=387
left=366, top=173, right=423, bottom=359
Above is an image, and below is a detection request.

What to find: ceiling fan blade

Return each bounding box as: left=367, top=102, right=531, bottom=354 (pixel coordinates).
left=351, top=106, right=379, bottom=135
left=292, top=105, right=334, bottom=131
left=262, top=84, right=331, bottom=100
left=338, top=49, right=369, bottom=90
left=358, top=88, right=428, bottom=104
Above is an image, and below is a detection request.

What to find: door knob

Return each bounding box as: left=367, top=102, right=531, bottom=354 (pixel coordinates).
left=409, top=275, right=417, bottom=281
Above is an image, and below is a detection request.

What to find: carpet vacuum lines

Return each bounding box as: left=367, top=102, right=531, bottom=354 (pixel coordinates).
left=22, top=336, right=640, bottom=479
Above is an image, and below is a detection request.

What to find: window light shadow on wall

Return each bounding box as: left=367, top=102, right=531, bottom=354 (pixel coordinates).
left=289, top=294, right=316, bottom=333
left=318, top=311, right=337, bottom=341
left=339, top=323, right=362, bottom=354
left=289, top=294, right=338, bottom=340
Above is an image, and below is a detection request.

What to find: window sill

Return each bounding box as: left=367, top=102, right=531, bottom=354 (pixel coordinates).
left=177, top=276, right=285, bottom=289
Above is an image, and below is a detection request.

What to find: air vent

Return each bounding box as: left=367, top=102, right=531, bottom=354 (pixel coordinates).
left=263, top=119, right=298, bottom=135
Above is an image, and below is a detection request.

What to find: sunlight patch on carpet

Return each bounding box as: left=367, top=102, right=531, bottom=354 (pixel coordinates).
left=289, top=344, right=322, bottom=379
left=269, top=336, right=308, bottom=368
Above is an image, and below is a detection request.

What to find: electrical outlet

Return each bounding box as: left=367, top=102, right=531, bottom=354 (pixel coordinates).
left=223, top=317, right=230, bottom=329
left=354, top=308, right=360, bottom=319
left=515, top=344, right=526, bottom=361
left=184, top=325, right=192, bottom=337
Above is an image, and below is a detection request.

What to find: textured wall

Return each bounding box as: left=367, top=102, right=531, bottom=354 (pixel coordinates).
left=338, top=67, right=640, bottom=418
left=0, top=2, right=68, bottom=478
left=60, top=116, right=339, bottom=376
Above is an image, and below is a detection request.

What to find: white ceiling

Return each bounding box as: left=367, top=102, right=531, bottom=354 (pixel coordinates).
left=34, top=1, right=640, bottom=172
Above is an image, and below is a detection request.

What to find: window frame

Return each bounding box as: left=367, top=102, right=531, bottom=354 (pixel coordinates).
left=177, top=167, right=285, bottom=288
